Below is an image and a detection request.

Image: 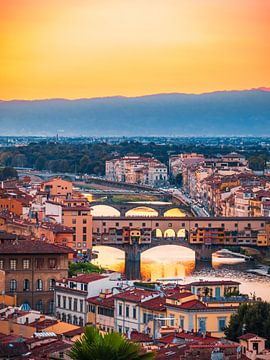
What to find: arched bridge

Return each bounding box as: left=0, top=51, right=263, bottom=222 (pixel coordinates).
left=90, top=201, right=191, bottom=217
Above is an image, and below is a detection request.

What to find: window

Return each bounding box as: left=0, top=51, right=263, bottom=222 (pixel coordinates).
left=118, top=303, right=122, bottom=316
left=23, top=259, right=30, bottom=269
left=218, top=318, right=226, bottom=332
left=180, top=316, right=184, bottom=329
left=10, top=279, right=17, bottom=292
left=118, top=326, right=122, bottom=333
left=83, top=234, right=87, bottom=242
left=126, top=306, right=129, bottom=318
left=198, top=318, right=206, bottom=332
left=74, top=299, right=78, bottom=311
left=57, top=295, right=61, bottom=307
left=36, top=279, right=43, bottom=291
left=80, top=300, right=84, bottom=313
left=48, top=300, right=54, bottom=314
left=83, top=219, right=87, bottom=224
left=49, top=278, right=55, bottom=290
left=73, top=316, right=78, bottom=325
left=72, top=219, right=76, bottom=224
left=63, top=296, right=66, bottom=309
left=10, top=259, right=17, bottom=270
left=23, top=279, right=30, bottom=292
left=0, top=260, right=4, bottom=269
left=143, top=313, right=147, bottom=324
left=129, top=223, right=133, bottom=226
left=170, top=314, right=175, bottom=327
left=83, top=227, right=87, bottom=234
left=35, top=258, right=44, bottom=269
left=36, top=300, right=43, bottom=312
left=133, top=307, right=136, bottom=319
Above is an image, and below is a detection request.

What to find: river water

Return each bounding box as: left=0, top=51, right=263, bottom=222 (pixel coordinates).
left=92, top=245, right=270, bottom=302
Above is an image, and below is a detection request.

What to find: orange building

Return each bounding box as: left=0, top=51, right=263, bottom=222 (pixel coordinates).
left=0, top=196, right=29, bottom=216
left=41, top=178, right=73, bottom=198
left=62, top=205, right=92, bottom=254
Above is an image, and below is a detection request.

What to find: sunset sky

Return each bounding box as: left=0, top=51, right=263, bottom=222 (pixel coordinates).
left=1, top=0, right=269, bottom=100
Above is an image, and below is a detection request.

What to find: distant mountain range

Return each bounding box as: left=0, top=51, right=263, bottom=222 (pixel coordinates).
left=0, top=88, right=270, bottom=136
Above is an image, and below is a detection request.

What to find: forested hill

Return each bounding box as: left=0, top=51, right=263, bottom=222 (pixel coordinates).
left=0, top=89, right=270, bottom=136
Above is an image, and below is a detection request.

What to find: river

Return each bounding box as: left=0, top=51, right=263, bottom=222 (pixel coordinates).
left=92, top=245, right=270, bottom=302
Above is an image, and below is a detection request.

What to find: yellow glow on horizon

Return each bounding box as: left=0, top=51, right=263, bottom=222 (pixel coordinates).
left=0, top=0, right=269, bottom=99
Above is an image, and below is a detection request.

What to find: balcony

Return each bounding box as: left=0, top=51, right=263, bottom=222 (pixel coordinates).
left=202, top=295, right=250, bottom=303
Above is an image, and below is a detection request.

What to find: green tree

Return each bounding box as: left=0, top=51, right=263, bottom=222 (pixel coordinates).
left=224, top=302, right=270, bottom=347
left=68, top=262, right=102, bottom=277
left=69, top=326, right=155, bottom=360
left=0, top=167, right=18, bottom=180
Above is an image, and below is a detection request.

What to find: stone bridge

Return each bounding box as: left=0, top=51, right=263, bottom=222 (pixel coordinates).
left=93, top=238, right=234, bottom=279
left=90, top=201, right=191, bottom=217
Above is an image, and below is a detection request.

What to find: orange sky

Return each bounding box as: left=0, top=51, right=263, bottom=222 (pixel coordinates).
left=0, top=0, right=269, bottom=100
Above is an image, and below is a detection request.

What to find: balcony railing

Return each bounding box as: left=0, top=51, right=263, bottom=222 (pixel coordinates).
left=202, top=295, right=250, bottom=303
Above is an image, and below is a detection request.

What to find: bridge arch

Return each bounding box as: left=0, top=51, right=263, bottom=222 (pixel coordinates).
left=151, top=228, right=163, bottom=238
left=164, top=228, right=176, bottom=238
left=125, top=206, right=159, bottom=217
left=163, top=208, right=186, bottom=217
left=91, top=205, right=121, bottom=217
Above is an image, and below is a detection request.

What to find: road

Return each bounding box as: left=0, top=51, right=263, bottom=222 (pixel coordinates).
left=166, top=188, right=210, bottom=217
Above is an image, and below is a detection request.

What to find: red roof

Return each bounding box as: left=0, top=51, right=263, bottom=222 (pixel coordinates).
left=239, top=333, right=260, bottom=340
left=129, top=331, right=153, bottom=343
left=189, top=280, right=240, bottom=287
left=0, top=239, right=73, bottom=254
left=87, top=295, right=115, bottom=309
left=114, top=289, right=158, bottom=303
left=140, top=296, right=166, bottom=311
left=167, top=299, right=207, bottom=310
left=66, top=273, right=106, bottom=284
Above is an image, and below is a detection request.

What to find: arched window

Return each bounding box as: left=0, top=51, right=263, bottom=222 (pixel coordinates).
left=79, top=317, right=84, bottom=326
left=23, top=279, right=30, bottom=292
left=36, top=300, right=43, bottom=312
left=36, top=279, right=43, bottom=291
left=67, top=314, right=72, bottom=324
left=49, top=278, right=56, bottom=291
left=62, top=313, right=66, bottom=322
left=10, top=279, right=17, bottom=292
left=73, top=316, right=78, bottom=325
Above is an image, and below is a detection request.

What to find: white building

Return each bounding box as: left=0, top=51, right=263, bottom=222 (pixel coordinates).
left=55, top=272, right=122, bottom=326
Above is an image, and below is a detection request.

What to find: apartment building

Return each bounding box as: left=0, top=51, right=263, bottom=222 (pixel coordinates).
left=55, top=272, right=122, bottom=326
left=106, top=156, right=168, bottom=186
left=0, top=237, right=72, bottom=314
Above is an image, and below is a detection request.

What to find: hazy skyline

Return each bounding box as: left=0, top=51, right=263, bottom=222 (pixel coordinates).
left=1, top=0, right=269, bottom=100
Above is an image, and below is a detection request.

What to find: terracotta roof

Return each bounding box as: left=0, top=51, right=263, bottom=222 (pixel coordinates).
left=63, top=327, right=85, bottom=337
left=239, top=333, right=260, bottom=340
left=114, top=289, right=158, bottom=303
left=0, top=239, right=73, bottom=254
left=167, top=299, right=207, bottom=310
left=129, top=331, right=153, bottom=343
left=140, top=296, right=166, bottom=311
left=66, top=273, right=106, bottom=283
left=87, top=295, right=115, bottom=309
left=189, top=280, right=240, bottom=287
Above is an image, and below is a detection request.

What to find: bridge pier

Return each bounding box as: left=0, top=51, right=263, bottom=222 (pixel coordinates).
left=124, top=243, right=142, bottom=280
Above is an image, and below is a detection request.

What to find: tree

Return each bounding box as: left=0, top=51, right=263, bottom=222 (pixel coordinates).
left=0, top=167, right=18, bottom=180
left=68, top=262, right=102, bottom=277
left=69, top=326, right=155, bottom=360
left=224, top=302, right=270, bottom=347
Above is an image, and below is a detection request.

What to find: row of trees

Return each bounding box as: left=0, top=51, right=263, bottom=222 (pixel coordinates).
left=0, top=141, right=269, bottom=176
